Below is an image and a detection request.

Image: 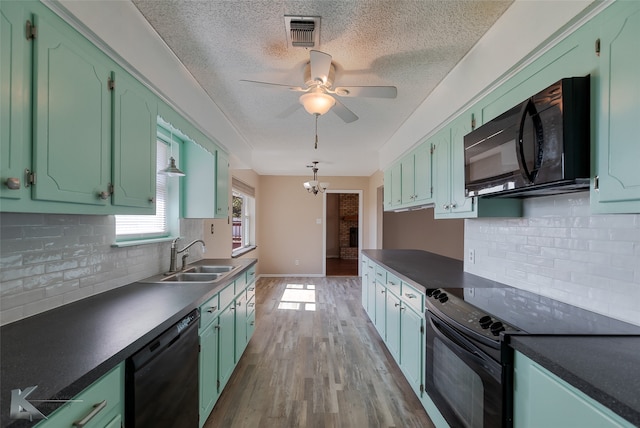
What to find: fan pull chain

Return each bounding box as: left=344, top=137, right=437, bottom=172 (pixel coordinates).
left=314, top=114, right=318, bottom=150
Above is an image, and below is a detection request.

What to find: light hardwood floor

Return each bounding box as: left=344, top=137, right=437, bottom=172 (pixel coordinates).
left=204, top=277, right=435, bottom=428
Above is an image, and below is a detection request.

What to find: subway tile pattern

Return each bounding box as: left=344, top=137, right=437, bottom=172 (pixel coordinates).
left=0, top=213, right=205, bottom=325
left=465, top=193, right=640, bottom=326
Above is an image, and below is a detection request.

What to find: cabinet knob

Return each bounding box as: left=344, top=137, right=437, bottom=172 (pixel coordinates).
left=148, top=197, right=155, bottom=204
left=5, top=177, right=20, bottom=190
left=443, top=204, right=450, bottom=210
left=381, top=289, right=386, bottom=294
left=206, top=306, right=217, bottom=313
left=451, top=203, right=457, bottom=209
left=395, top=303, right=400, bottom=307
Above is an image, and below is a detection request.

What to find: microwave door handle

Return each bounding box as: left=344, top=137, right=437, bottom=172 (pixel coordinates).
left=517, top=100, right=544, bottom=183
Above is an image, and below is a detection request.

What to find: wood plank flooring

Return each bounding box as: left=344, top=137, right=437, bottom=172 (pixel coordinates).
left=204, top=277, right=435, bottom=428
left=325, top=258, right=359, bottom=276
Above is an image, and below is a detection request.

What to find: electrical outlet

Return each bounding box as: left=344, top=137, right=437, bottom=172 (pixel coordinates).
left=468, top=249, right=475, bottom=264
left=295, top=259, right=300, bottom=266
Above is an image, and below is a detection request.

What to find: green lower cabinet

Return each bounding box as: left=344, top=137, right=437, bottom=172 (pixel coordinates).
left=400, top=304, right=424, bottom=398
left=36, top=362, right=124, bottom=428
left=513, top=351, right=633, bottom=428
left=234, top=291, right=248, bottom=360
left=199, top=319, right=219, bottom=427
left=217, top=302, right=236, bottom=392
left=361, top=258, right=369, bottom=311
left=385, top=291, right=401, bottom=362
left=366, top=263, right=376, bottom=320
left=374, top=281, right=387, bottom=338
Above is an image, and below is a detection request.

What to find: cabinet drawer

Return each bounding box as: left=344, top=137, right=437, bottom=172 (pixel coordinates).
left=219, top=282, right=236, bottom=310
left=386, top=273, right=402, bottom=296
left=36, top=363, right=123, bottom=428
left=401, top=282, right=424, bottom=313
left=247, top=307, right=256, bottom=339
left=246, top=281, right=256, bottom=303
left=374, top=265, right=387, bottom=284
left=246, top=294, right=256, bottom=316
left=246, top=266, right=256, bottom=284
left=199, top=293, right=220, bottom=331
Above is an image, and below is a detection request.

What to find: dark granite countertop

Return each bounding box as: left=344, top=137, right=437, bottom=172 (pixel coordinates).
left=509, top=335, right=640, bottom=426
left=0, top=258, right=256, bottom=428
left=362, top=249, right=504, bottom=291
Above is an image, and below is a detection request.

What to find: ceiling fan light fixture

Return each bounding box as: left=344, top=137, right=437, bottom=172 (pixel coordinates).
left=299, top=90, right=335, bottom=116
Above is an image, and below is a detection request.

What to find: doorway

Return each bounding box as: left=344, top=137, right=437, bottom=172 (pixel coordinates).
left=323, top=190, right=362, bottom=276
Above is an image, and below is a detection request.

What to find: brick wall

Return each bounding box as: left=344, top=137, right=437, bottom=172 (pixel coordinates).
left=339, top=194, right=359, bottom=259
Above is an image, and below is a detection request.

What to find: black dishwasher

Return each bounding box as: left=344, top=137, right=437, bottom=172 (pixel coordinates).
left=126, top=309, right=200, bottom=428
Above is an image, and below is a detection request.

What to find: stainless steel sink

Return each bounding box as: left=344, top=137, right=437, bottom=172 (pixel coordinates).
left=188, top=265, right=236, bottom=274
left=161, top=272, right=223, bottom=282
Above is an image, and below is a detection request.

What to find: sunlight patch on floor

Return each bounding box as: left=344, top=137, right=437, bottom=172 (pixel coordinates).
left=278, top=283, right=317, bottom=311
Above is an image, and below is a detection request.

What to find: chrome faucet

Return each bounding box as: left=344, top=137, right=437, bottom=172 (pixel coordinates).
left=168, top=237, right=206, bottom=273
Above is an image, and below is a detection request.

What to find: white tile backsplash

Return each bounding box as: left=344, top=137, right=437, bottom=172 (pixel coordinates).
left=0, top=213, right=205, bottom=325
left=465, top=192, right=640, bottom=326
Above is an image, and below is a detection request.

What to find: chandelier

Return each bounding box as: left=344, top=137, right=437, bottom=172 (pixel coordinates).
left=303, top=161, right=329, bottom=195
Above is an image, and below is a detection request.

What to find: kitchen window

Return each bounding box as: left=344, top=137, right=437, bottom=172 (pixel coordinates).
left=231, top=178, right=256, bottom=257
left=114, top=127, right=181, bottom=244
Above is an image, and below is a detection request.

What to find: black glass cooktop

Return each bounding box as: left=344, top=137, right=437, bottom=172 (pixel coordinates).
left=425, top=284, right=640, bottom=344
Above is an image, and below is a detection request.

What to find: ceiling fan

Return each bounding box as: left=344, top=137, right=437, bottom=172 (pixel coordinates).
left=241, top=50, right=397, bottom=123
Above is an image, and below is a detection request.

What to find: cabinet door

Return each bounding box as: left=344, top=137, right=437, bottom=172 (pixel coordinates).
left=400, top=304, right=424, bottom=397
left=514, top=352, right=633, bottom=428
left=383, top=168, right=392, bottom=210
left=449, top=115, right=475, bottom=215
left=413, top=143, right=432, bottom=204
left=183, top=141, right=216, bottom=218
left=433, top=129, right=452, bottom=217
left=401, top=154, right=415, bottom=204
left=234, top=291, right=248, bottom=360
left=0, top=2, right=30, bottom=201
left=592, top=3, right=640, bottom=213
left=215, top=150, right=229, bottom=219
left=361, top=258, right=369, bottom=310
left=385, top=291, right=401, bottom=362
left=112, top=71, right=157, bottom=211
left=391, top=162, right=402, bottom=207
left=199, top=319, right=219, bottom=425
left=374, top=281, right=387, bottom=338
left=32, top=12, right=112, bottom=205
left=218, top=302, right=235, bottom=391
left=366, top=263, right=376, bottom=319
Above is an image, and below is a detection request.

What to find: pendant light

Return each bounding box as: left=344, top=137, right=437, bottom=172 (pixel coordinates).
left=159, top=128, right=185, bottom=177
left=303, top=161, right=329, bottom=195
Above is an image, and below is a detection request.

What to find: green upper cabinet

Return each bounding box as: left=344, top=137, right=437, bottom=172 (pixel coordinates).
left=112, top=71, right=157, bottom=211
left=0, top=1, right=30, bottom=201
left=401, top=142, right=433, bottom=206
left=383, top=168, right=392, bottom=210
left=433, top=113, right=522, bottom=219
left=215, top=150, right=229, bottom=219
left=1, top=2, right=158, bottom=215
left=32, top=9, right=112, bottom=206
left=592, top=1, right=640, bottom=213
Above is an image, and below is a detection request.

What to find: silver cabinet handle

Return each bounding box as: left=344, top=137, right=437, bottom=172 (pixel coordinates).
left=406, top=293, right=417, bottom=299
left=237, top=301, right=242, bottom=307
left=206, top=306, right=217, bottom=313
left=248, top=303, right=255, bottom=308
left=5, top=177, right=20, bottom=190
left=215, top=325, right=220, bottom=331
left=250, top=321, right=255, bottom=326
left=400, top=306, right=406, bottom=311
left=395, top=303, right=400, bottom=307
left=73, top=400, right=107, bottom=427
left=248, top=287, right=255, bottom=291
left=388, top=281, right=396, bottom=286
left=380, top=289, right=386, bottom=294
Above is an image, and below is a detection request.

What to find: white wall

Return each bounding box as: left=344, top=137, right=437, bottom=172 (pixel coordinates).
left=465, top=193, right=640, bottom=326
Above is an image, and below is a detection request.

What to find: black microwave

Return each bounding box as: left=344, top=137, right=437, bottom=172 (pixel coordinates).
left=464, top=76, right=590, bottom=198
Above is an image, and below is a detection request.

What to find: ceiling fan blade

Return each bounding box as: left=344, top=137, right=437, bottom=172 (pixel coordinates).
left=309, top=50, right=333, bottom=85
left=332, top=98, right=359, bottom=123
left=240, top=79, right=307, bottom=92
left=276, top=103, right=302, bottom=119
left=333, top=86, right=398, bottom=98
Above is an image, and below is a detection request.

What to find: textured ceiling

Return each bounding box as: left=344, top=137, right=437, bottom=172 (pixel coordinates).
left=131, top=0, right=513, bottom=176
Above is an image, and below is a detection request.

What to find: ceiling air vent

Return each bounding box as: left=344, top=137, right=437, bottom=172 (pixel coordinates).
left=285, top=16, right=320, bottom=48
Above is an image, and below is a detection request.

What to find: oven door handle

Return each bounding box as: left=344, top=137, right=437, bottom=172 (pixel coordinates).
left=428, top=312, right=501, bottom=379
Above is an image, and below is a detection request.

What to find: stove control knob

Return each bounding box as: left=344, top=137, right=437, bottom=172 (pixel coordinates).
left=432, top=289, right=441, bottom=298
left=490, top=321, right=505, bottom=336
left=438, top=293, right=448, bottom=303
left=479, top=315, right=492, bottom=329
left=426, top=289, right=435, bottom=297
